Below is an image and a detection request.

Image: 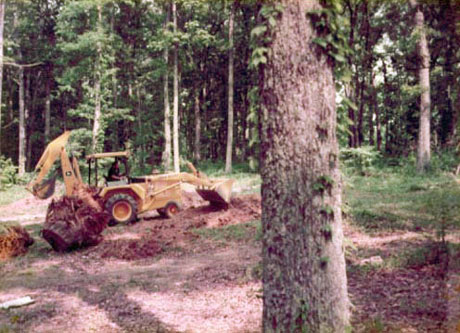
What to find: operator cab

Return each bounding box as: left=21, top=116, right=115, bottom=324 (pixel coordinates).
left=86, top=151, right=130, bottom=187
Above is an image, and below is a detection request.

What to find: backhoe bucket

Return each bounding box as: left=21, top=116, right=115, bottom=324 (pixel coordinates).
left=196, top=178, right=234, bottom=205
left=32, top=175, right=57, bottom=199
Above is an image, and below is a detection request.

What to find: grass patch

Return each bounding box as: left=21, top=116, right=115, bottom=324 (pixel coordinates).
left=192, top=220, right=261, bottom=243
left=0, top=185, right=29, bottom=206
left=343, top=166, right=455, bottom=233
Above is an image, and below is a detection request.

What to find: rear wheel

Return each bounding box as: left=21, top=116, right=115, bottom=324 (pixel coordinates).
left=158, top=201, right=181, bottom=218
left=105, top=193, right=138, bottom=225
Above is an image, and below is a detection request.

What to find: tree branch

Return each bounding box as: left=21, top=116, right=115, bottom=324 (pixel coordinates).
left=3, top=61, right=43, bottom=68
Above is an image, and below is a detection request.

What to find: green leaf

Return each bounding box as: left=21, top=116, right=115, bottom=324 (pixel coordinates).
left=313, top=37, right=328, bottom=49
left=331, top=53, right=347, bottom=63
left=342, top=96, right=358, bottom=111
left=250, top=25, right=267, bottom=39
left=268, top=16, right=277, bottom=28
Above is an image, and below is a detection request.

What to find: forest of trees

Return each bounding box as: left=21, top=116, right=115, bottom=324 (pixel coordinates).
left=0, top=0, right=458, bottom=175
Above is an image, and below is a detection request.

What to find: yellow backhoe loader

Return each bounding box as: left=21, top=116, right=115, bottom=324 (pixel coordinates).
left=27, top=131, right=234, bottom=224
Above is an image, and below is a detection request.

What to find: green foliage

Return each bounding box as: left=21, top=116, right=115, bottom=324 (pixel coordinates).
left=320, top=224, right=333, bottom=240
left=319, top=256, right=330, bottom=268
left=249, top=3, right=283, bottom=69
left=423, top=185, right=460, bottom=244
left=313, top=175, right=335, bottom=195
left=0, top=156, right=18, bottom=190
left=341, top=146, right=381, bottom=175
left=308, top=1, right=353, bottom=81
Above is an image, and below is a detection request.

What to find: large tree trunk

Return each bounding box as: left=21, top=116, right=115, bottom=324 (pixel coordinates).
left=225, top=1, right=235, bottom=174
left=260, top=1, right=350, bottom=331
left=162, top=5, right=172, bottom=171
left=0, top=0, right=4, bottom=155
left=172, top=1, right=180, bottom=173
left=410, top=0, right=431, bottom=172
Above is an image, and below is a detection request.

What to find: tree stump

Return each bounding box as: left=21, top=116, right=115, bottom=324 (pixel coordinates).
left=42, top=186, right=110, bottom=252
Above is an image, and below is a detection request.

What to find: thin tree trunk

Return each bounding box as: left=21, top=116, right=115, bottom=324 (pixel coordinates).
left=346, top=1, right=357, bottom=148
left=26, top=72, right=33, bottom=172
left=45, top=73, right=51, bottom=143
left=136, top=84, right=145, bottom=171
left=410, top=0, right=431, bottom=172
left=194, top=91, right=201, bottom=162
left=375, top=80, right=381, bottom=151
left=18, top=64, right=26, bottom=176
left=260, top=1, right=350, bottom=331
left=357, top=81, right=365, bottom=146
left=92, top=4, right=103, bottom=153
left=0, top=0, right=4, bottom=155
left=162, top=5, right=172, bottom=171
left=172, top=1, right=180, bottom=173
left=225, top=1, right=235, bottom=173
left=368, top=72, right=375, bottom=146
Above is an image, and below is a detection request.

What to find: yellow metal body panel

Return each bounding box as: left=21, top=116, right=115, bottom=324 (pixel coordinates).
left=99, top=179, right=182, bottom=214
left=141, top=178, right=182, bottom=212
left=86, top=151, right=130, bottom=160
left=100, top=183, right=146, bottom=202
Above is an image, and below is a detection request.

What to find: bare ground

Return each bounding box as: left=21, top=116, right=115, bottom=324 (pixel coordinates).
left=0, top=191, right=459, bottom=332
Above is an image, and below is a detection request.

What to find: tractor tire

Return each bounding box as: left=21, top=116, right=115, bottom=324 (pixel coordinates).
left=163, top=201, right=181, bottom=218
left=105, top=193, right=138, bottom=225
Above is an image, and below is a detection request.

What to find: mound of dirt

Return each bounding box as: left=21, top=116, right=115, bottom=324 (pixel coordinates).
left=96, top=236, right=163, bottom=260
left=0, top=223, right=34, bottom=260
left=91, top=193, right=261, bottom=261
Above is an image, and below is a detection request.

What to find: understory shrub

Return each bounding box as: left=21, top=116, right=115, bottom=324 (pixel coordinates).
left=0, top=156, right=17, bottom=191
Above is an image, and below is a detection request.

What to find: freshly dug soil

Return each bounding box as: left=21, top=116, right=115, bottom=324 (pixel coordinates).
left=42, top=185, right=110, bottom=252
left=91, top=192, right=262, bottom=260
left=0, top=223, right=34, bottom=260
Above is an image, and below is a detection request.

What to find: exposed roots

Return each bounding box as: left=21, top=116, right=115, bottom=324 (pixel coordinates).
left=42, top=185, right=110, bottom=252
left=0, top=223, right=34, bottom=260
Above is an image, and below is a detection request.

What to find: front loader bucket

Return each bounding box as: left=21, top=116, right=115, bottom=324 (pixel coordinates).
left=196, top=179, right=234, bottom=205
left=32, top=175, right=57, bottom=199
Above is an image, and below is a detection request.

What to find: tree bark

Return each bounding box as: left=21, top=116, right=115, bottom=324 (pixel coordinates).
left=410, top=0, right=431, bottom=172
left=172, top=1, right=180, bottom=173
left=194, top=91, right=201, bottom=162
left=368, top=72, right=375, bottom=146
left=375, top=79, right=381, bottom=151
left=162, top=5, right=172, bottom=171
left=260, top=1, right=350, bottom=331
left=0, top=0, right=4, bottom=155
left=225, top=1, right=235, bottom=174
left=18, top=63, right=26, bottom=176
left=45, top=72, right=51, bottom=143
left=92, top=4, right=103, bottom=153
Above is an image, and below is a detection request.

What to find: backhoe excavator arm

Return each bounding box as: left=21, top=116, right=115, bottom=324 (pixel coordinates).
left=26, top=131, right=82, bottom=199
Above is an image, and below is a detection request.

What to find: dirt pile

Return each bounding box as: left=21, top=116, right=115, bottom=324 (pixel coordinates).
left=0, top=223, right=34, bottom=260
left=92, top=193, right=261, bottom=260
left=42, top=185, right=110, bottom=252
